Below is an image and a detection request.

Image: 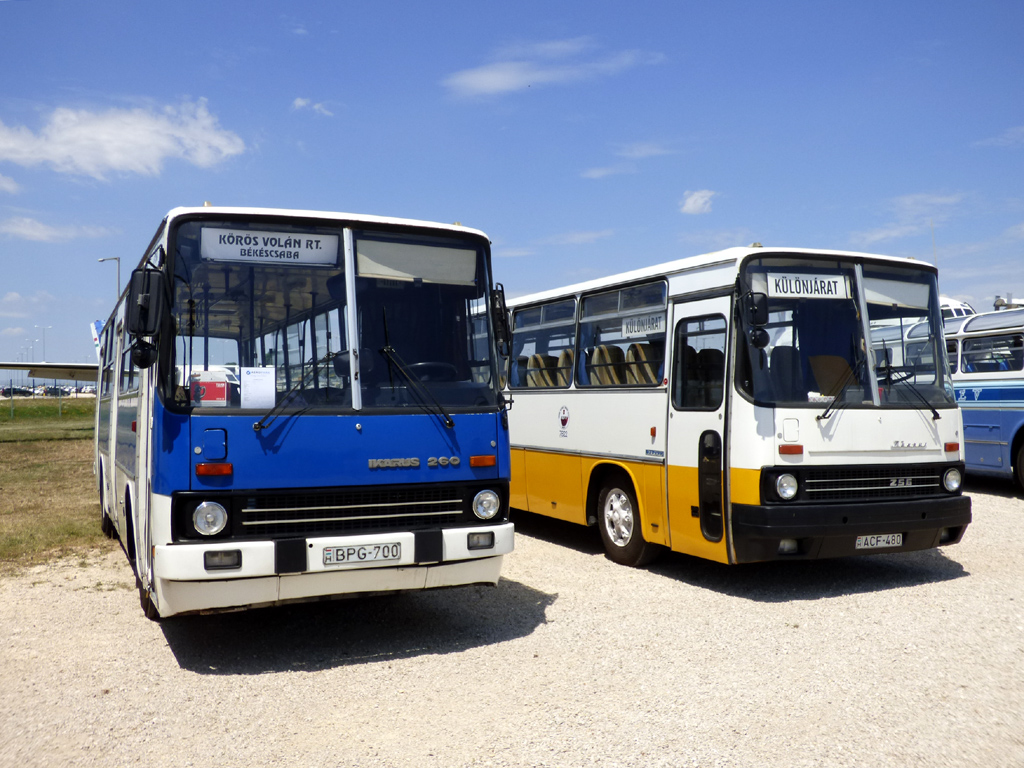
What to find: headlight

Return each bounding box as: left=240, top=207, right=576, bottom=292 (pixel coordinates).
left=943, top=468, right=962, bottom=493
left=472, top=490, right=501, bottom=520
left=776, top=473, right=798, bottom=501
left=193, top=501, right=228, bottom=536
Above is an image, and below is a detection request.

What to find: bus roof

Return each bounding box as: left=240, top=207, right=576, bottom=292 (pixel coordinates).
left=162, top=206, right=489, bottom=241
left=958, top=307, right=1024, bottom=334
left=506, top=245, right=935, bottom=307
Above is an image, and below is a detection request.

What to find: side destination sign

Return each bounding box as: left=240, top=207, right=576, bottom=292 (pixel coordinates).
left=201, top=228, right=339, bottom=266
left=622, top=313, right=665, bottom=339
left=766, top=273, right=850, bottom=300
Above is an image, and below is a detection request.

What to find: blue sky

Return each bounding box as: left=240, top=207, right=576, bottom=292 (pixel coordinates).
left=1, top=1, right=1022, bottom=365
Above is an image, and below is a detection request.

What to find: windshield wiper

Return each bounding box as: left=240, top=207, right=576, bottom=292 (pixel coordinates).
left=252, top=351, right=336, bottom=432
left=876, top=340, right=940, bottom=420
left=817, top=355, right=864, bottom=422
left=379, top=308, right=455, bottom=429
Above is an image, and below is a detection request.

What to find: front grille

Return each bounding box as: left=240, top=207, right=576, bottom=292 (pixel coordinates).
left=802, top=465, right=942, bottom=502
left=172, top=481, right=512, bottom=542
left=238, top=486, right=465, bottom=537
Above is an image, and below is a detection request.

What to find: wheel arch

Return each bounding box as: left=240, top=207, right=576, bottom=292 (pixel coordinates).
left=585, top=461, right=642, bottom=528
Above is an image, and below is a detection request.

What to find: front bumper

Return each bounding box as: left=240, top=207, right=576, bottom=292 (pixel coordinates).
left=731, top=496, right=971, bottom=563
left=152, top=522, right=514, bottom=616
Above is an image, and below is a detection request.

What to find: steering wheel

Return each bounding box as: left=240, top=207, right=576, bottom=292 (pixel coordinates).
left=406, top=362, right=458, bottom=382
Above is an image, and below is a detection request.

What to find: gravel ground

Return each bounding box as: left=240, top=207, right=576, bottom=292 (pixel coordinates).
left=2, top=478, right=1023, bottom=768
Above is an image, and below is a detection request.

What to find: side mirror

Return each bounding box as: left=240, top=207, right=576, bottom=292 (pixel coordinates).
left=131, top=340, right=159, bottom=370
left=127, top=268, right=169, bottom=337
left=744, top=292, right=769, bottom=326
left=490, top=283, right=511, bottom=357
left=749, top=328, right=770, bottom=349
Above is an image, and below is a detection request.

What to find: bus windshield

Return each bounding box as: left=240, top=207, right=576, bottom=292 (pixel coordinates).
left=167, top=218, right=499, bottom=412
left=738, top=256, right=956, bottom=411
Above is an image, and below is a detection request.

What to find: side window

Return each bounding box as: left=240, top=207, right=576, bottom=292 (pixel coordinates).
left=119, top=331, right=138, bottom=393
left=509, top=299, right=576, bottom=389
left=962, top=334, right=1024, bottom=374
left=577, top=282, right=667, bottom=388
left=672, top=314, right=727, bottom=410
left=946, top=339, right=958, bottom=374
left=100, top=326, right=115, bottom=397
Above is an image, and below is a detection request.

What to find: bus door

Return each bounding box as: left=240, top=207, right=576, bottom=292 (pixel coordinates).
left=665, top=297, right=731, bottom=563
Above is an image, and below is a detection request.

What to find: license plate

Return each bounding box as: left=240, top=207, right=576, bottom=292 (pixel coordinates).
left=323, top=542, right=402, bottom=566
left=855, top=533, right=903, bottom=550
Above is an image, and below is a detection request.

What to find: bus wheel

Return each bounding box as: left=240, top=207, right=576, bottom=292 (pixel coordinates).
left=99, top=481, right=115, bottom=539
left=136, top=576, right=160, bottom=622
left=597, top=477, right=658, bottom=567
left=1016, top=444, right=1024, bottom=490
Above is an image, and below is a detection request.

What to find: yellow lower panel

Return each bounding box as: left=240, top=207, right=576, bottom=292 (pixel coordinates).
left=666, top=465, right=730, bottom=564
left=523, top=450, right=585, bottom=524
left=730, top=466, right=762, bottom=506
left=509, top=448, right=529, bottom=511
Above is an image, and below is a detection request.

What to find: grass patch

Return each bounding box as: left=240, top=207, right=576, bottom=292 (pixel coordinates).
left=0, top=397, right=96, bottom=443
left=0, top=401, right=116, bottom=573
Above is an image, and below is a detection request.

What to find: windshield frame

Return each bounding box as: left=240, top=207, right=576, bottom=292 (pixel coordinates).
left=736, top=252, right=957, bottom=412
left=160, top=213, right=503, bottom=416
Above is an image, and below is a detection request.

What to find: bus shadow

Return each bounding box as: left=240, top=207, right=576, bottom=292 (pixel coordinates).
left=964, top=474, right=1022, bottom=500
left=510, top=509, right=604, bottom=556
left=648, top=546, right=968, bottom=603
left=160, top=577, right=555, bottom=675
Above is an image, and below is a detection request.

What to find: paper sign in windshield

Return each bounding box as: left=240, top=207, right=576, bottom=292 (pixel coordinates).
left=766, top=273, right=850, bottom=300
left=240, top=367, right=276, bottom=409
left=201, top=228, right=339, bottom=266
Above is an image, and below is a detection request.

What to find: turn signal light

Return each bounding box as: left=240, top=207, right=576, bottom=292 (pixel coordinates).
left=470, top=455, right=497, bottom=467
left=196, top=462, right=233, bottom=477
left=944, top=442, right=959, bottom=453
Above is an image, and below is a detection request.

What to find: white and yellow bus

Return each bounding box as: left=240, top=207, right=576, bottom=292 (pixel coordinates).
left=505, top=246, right=971, bottom=565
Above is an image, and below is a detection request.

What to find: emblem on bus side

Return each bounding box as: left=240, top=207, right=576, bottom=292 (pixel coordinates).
left=368, top=458, right=420, bottom=469
left=558, top=406, right=569, bottom=438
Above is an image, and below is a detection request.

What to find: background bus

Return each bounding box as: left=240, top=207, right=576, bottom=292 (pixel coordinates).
left=946, top=307, right=1024, bottom=488
left=96, top=206, right=513, bottom=619
left=505, top=246, right=970, bottom=565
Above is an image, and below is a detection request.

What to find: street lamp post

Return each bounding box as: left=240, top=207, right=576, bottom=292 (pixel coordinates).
left=98, top=257, right=121, bottom=302
left=34, top=325, right=52, bottom=362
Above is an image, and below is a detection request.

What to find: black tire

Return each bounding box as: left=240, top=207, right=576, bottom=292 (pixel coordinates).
left=1016, top=443, right=1024, bottom=491
left=596, top=476, right=659, bottom=567
left=136, top=576, right=160, bottom=622
left=99, top=479, right=115, bottom=539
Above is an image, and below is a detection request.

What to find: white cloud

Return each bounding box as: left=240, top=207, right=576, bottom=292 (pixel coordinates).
left=0, top=291, right=55, bottom=318
left=615, top=142, right=674, bottom=159
left=581, top=164, right=636, bottom=180
left=1, top=326, right=26, bottom=338
left=853, top=192, right=964, bottom=244
left=443, top=38, right=663, bottom=98
left=292, top=98, right=334, bottom=117
left=0, top=98, right=244, bottom=180
left=0, top=173, right=18, bottom=193
left=975, top=126, right=1024, bottom=147
left=0, top=217, right=113, bottom=242
left=544, top=229, right=615, bottom=245
left=680, top=190, right=716, bottom=215
left=494, top=247, right=536, bottom=258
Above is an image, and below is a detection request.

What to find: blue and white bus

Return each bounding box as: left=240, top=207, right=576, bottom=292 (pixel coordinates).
left=946, top=307, right=1024, bottom=488
left=95, top=206, right=513, bottom=619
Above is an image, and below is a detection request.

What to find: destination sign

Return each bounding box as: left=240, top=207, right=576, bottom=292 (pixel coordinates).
left=765, top=273, right=850, bottom=300
left=200, top=228, right=339, bottom=266
left=622, top=313, right=665, bottom=339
